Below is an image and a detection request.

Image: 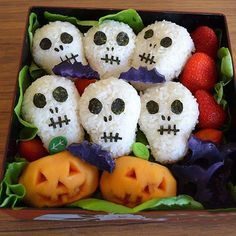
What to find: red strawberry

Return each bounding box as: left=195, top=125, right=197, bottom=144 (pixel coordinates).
left=191, top=26, right=218, bottom=59
left=19, top=138, right=49, bottom=162
left=180, top=52, right=217, bottom=94
left=195, top=90, right=227, bottom=129
left=194, top=128, right=223, bottom=144
left=74, top=78, right=97, bottom=95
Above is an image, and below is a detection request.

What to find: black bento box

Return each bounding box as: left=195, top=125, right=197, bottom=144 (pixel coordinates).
left=1, top=6, right=235, bottom=221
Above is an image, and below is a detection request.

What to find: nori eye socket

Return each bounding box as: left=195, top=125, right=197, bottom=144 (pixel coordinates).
left=89, top=98, right=103, bottom=114
left=160, top=37, right=172, bottom=48
left=111, top=98, right=125, bottom=115
left=52, top=87, right=68, bottom=102
left=39, top=38, right=52, bottom=50
left=146, top=100, right=159, bottom=114
left=171, top=100, right=183, bottom=114
left=144, top=29, right=154, bottom=39
left=116, top=32, right=129, bottom=46
left=94, top=31, right=107, bottom=45
left=60, top=32, right=73, bottom=44
left=33, top=93, right=46, bottom=108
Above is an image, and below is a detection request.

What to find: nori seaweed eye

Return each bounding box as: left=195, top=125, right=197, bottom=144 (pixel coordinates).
left=111, top=98, right=125, bottom=115
left=39, top=38, right=52, bottom=50
left=33, top=93, right=46, bottom=108
left=116, top=32, right=129, bottom=46
left=60, top=32, right=73, bottom=44
left=160, top=37, right=172, bottom=48
left=89, top=98, right=103, bottom=114
left=171, top=100, right=183, bottom=114
left=94, top=31, right=107, bottom=45
left=52, top=87, right=68, bottom=102
left=146, top=100, right=159, bottom=114
left=144, top=29, right=154, bottom=39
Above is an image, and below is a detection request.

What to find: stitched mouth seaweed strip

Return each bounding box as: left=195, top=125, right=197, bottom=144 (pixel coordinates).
left=101, top=54, right=121, bottom=65
left=48, top=115, right=71, bottom=129
left=157, top=125, right=180, bottom=135
left=139, top=53, right=156, bottom=64
left=101, top=132, right=122, bottom=142
left=60, top=53, right=79, bottom=64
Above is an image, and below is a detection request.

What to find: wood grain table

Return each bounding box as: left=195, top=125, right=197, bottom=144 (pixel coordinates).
left=0, top=0, right=236, bottom=235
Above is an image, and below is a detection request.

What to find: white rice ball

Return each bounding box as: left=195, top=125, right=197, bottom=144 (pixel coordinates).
left=33, top=21, right=87, bottom=74
left=139, top=82, right=199, bottom=163
left=79, top=77, right=141, bottom=158
left=132, top=20, right=194, bottom=86
left=22, top=75, right=84, bottom=151
left=84, top=20, right=136, bottom=79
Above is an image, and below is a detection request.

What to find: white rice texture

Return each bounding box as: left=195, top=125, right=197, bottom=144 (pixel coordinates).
left=132, top=20, right=195, bottom=82
left=79, top=77, right=141, bottom=158
left=139, top=82, right=199, bottom=164
left=33, top=21, right=87, bottom=74
left=84, top=20, right=136, bottom=79
left=22, top=75, right=84, bottom=150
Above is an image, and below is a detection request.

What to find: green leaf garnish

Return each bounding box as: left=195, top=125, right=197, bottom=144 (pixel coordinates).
left=28, top=12, right=40, bottom=52
left=14, top=66, right=38, bottom=141
left=0, top=161, right=27, bottom=208
left=132, top=142, right=149, bottom=160
left=99, top=9, right=144, bottom=34
left=217, top=47, right=234, bottom=85
left=69, top=195, right=203, bottom=213
left=44, top=11, right=98, bottom=27
left=135, top=129, right=149, bottom=145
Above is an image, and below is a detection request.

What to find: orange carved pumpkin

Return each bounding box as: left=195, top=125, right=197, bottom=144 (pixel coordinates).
left=19, top=151, right=98, bottom=207
left=100, top=156, right=176, bottom=207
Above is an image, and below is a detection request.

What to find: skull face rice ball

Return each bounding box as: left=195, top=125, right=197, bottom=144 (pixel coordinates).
left=79, top=78, right=141, bottom=158
left=33, top=21, right=87, bottom=74
left=22, top=75, right=84, bottom=153
left=84, top=20, right=136, bottom=79
left=139, top=82, right=199, bottom=164
left=132, top=20, right=195, bottom=81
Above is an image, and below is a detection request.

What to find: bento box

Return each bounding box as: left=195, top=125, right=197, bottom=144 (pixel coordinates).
left=0, top=6, right=235, bottom=221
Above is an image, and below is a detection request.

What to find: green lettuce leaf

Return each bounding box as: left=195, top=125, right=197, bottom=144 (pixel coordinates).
left=69, top=195, right=203, bottom=213
left=28, top=12, right=40, bottom=52
left=228, top=182, right=236, bottom=202
left=44, top=11, right=98, bottom=27
left=29, top=61, right=47, bottom=81
left=99, top=9, right=144, bottom=34
left=217, top=47, right=234, bottom=85
left=0, top=161, right=27, bottom=208
left=14, top=66, right=38, bottom=141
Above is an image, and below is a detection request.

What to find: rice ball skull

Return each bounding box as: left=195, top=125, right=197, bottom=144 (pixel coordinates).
left=139, top=82, right=199, bottom=164
left=32, top=21, right=87, bottom=74
left=132, top=20, right=195, bottom=81
left=79, top=77, right=141, bottom=158
left=22, top=75, right=84, bottom=153
left=84, top=20, right=136, bottom=79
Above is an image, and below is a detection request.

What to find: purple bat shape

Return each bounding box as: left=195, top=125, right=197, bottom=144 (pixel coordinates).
left=66, top=141, right=115, bottom=173
left=119, top=66, right=165, bottom=83
left=53, top=61, right=100, bottom=79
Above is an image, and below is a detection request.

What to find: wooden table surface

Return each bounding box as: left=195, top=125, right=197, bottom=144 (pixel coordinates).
left=0, top=0, right=236, bottom=235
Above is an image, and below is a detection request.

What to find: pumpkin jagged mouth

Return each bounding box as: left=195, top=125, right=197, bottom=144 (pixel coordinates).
left=114, top=194, right=143, bottom=207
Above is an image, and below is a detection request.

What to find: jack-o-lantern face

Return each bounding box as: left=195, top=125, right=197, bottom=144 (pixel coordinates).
left=100, top=156, right=176, bottom=208
left=19, top=151, right=98, bottom=207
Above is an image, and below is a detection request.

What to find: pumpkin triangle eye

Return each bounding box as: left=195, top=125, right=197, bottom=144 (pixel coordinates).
left=158, top=178, right=166, bottom=191
left=126, top=168, right=137, bottom=179
left=69, top=162, right=80, bottom=176
left=36, top=172, right=47, bottom=185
